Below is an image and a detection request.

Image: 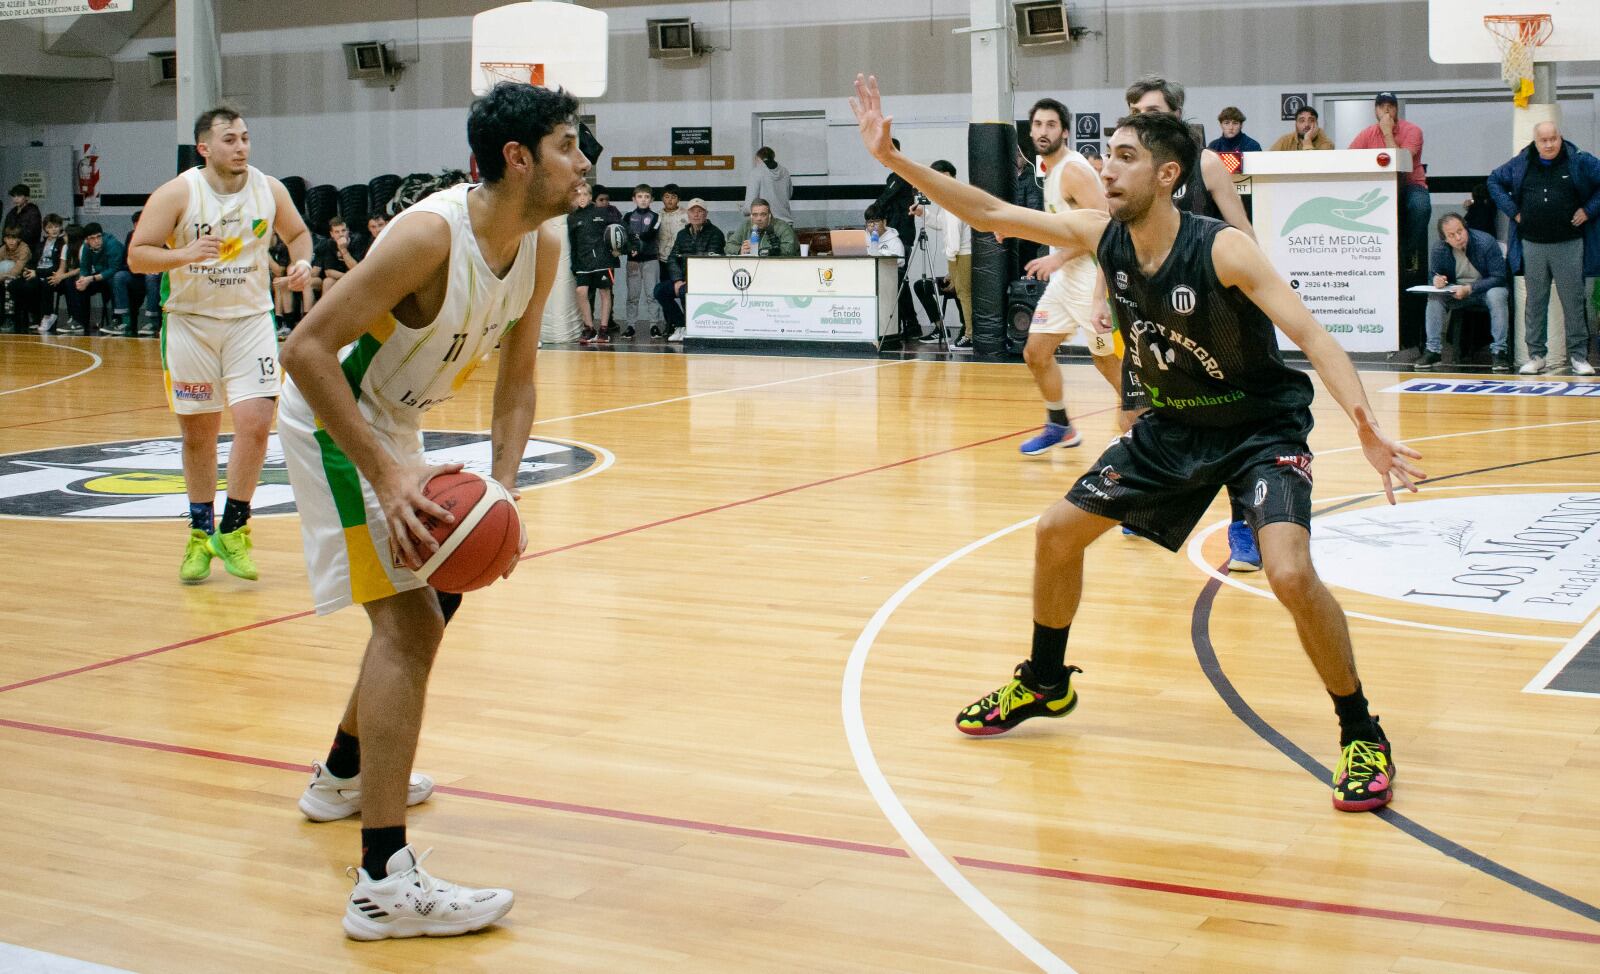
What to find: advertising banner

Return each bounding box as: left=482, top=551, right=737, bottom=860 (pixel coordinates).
left=685, top=257, right=892, bottom=342
left=0, top=0, right=131, bottom=20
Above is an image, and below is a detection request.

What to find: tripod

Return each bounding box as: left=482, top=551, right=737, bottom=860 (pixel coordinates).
left=893, top=212, right=948, bottom=352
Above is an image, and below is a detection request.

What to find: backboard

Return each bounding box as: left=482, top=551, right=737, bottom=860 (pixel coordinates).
left=1429, top=0, right=1599, bottom=65
left=470, top=2, right=608, bottom=97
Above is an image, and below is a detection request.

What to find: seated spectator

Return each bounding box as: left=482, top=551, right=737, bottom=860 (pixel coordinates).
left=1348, top=92, right=1430, bottom=273
left=1270, top=106, right=1334, bottom=151
left=652, top=184, right=689, bottom=338
left=267, top=232, right=310, bottom=338
left=653, top=198, right=725, bottom=342
left=863, top=204, right=904, bottom=262
left=1419, top=213, right=1510, bottom=373
left=1464, top=183, right=1498, bottom=236
left=1207, top=107, right=1262, bottom=153
left=0, top=226, right=30, bottom=332
left=13, top=213, right=73, bottom=332
left=4, top=183, right=42, bottom=258
left=621, top=183, right=661, bottom=339
left=568, top=183, right=616, bottom=345
left=119, top=209, right=163, bottom=336
left=348, top=213, right=388, bottom=262
left=724, top=198, right=799, bottom=257
left=75, top=222, right=131, bottom=335
left=317, top=216, right=359, bottom=293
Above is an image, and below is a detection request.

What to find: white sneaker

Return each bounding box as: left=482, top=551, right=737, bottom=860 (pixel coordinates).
left=298, top=761, right=436, bottom=822
left=1571, top=356, right=1595, bottom=376
left=344, top=845, right=514, bottom=940
left=1517, top=355, right=1545, bottom=375
left=667, top=327, right=685, bottom=343
left=37, top=314, right=55, bottom=334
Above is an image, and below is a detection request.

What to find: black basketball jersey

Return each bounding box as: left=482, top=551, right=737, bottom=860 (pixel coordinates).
left=1098, top=211, right=1313, bottom=428
left=1172, top=136, right=1218, bottom=219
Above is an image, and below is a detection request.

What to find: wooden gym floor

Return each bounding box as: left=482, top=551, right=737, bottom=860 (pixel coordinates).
left=0, top=333, right=1597, bottom=973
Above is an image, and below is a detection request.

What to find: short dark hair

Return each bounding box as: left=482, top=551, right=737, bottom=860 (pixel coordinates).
left=749, top=197, right=771, bottom=211
left=756, top=146, right=775, bottom=162
left=1295, top=106, right=1319, bottom=121
left=633, top=183, right=653, bottom=195
left=1437, top=212, right=1467, bottom=237
left=43, top=213, right=64, bottom=228
left=593, top=186, right=610, bottom=199
left=82, top=222, right=104, bottom=237
left=194, top=106, right=242, bottom=143
left=864, top=204, right=885, bottom=223
left=1218, top=106, right=1245, bottom=124
left=1125, top=75, right=1185, bottom=113
left=2, top=226, right=17, bottom=238
left=891, top=138, right=901, bottom=150
left=661, top=183, right=680, bottom=196
left=328, top=215, right=346, bottom=229
left=9, top=184, right=29, bottom=197
left=467, top=82, right=580, bottom=183
left=1112, top=112, right=1198, bottom=191
left=930, top=159, right=957, bottom=178
left=1029, top=98, right=1070, bottom=128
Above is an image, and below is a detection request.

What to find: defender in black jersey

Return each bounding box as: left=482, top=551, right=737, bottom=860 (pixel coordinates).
left=851, top=75, right=1424, bottom=812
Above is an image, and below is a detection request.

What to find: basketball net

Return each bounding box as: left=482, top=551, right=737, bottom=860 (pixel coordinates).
left=479, top=61, right=545, bottom=88
left=1484, top=14, right=1552, bottom=109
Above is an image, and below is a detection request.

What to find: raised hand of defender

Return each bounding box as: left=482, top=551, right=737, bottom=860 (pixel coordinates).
left=1353, top=405, right=1423, bottom=505
left=379, top=462, right=463, bottom=570
left=850, top=74, right=895, bottom=163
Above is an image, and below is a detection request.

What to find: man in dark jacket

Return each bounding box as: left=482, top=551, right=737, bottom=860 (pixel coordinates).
left=4, top=184, right=42, bottom=258
left=1488, top=122, right=1600, bottom=374
left=1419, top=213, right=1511, bottom=372
left=568, top=183, right=617, bottom=344
left=653, top=198, right=725, bottom=342
left=874, top=138, right=920, bottom=337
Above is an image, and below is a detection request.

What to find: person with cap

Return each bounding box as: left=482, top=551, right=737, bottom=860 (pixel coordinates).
left=653, top=197, right=726, bottom=342
left=1271, top=106, right=1334, bottom=151
left=1349, top=92, right=1430, bottom=275
left=1207, top=107, right=1261, bottom=154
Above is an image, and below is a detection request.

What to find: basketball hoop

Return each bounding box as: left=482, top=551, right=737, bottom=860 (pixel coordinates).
left=1483, top=14, right=1553, bottom=107
left=478, top=61, right=546, bottom=88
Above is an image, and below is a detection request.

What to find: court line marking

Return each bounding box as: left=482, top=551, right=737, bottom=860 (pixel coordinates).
left=0, top=942, right=136, bottom=974
left=843, top=519, right=1075, bottom=974
left=1185, top=484, right=1592, bottom=646
left=0, top=342, right=102, bottom=397
left=3, top=714, right=1595, bottom=946
left=1523, top=610, right=1600, bottom=696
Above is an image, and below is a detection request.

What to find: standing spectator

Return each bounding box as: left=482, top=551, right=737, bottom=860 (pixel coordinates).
left=122, top=210, right=163, bottom=336
left=592, top=187, right=624, bottom=227
left=1464, top=183, right=1498, bottom=236
left=913, top=160, right=972, bottom=348
left=1270, top=106, right=1333, bottom=151
left=725, top=198, right=799, bottom=257
left=743, top=147, right=794, bottom=225
left=568, top=183, right=616, bottom=345
left=1208, top=107, right=1262, bottom=153
left=4, top=184, right=42, bottom=258
left=1419, top=213, right=1511, bottom=372
left=1011, top=145, right=1045, bottom=276
left=653, top=184, right=689, bottom=338
left=317, top=216, right=359, bottom=293
left=1490, top=120, right=1600, bottom=375
left=75, top=222, right=130, bottom=335
left=0, top=226, right=30, bottom=332
left=653, top=198, right=725, bottom=342
left=874, top=138, right=920, bottom=339
left=621, top=183, right=661, bottom=337
left=1348, top=92, right=1430, bottom=274
left=13, top=213, right=72, bottom=332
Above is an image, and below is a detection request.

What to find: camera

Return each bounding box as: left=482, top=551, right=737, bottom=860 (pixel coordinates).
left=915, top=193, right=930, bottom=206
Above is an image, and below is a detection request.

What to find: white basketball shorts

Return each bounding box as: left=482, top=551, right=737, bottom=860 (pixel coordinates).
left=161, top=310, right=280, bottom=414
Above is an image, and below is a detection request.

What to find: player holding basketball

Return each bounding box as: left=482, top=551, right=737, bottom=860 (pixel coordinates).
left=851, top=75, right=1423, bottom=813
left=277, top=83, right=583, bottom=937
left=129, top=108, right=313, bottom=584
left=1015, top=98, right=1133, bottom=455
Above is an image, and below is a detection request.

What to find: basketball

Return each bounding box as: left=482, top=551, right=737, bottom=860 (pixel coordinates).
left=414, top=470, right=522, bottom=593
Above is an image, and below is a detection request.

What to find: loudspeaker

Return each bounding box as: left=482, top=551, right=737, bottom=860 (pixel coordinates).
left=1006, top=278, right=1045, bottom=346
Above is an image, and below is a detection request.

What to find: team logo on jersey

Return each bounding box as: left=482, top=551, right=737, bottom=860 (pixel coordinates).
left=0, top=432, right=603, bottom=521
left=251, top=219, right=269, bottom=238
left=1115, top=271, right=1128, bottom=290
left=1169, top=285, right=1197, bottom=315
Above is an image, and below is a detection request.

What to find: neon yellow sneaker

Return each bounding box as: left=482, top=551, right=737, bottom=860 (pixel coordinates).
left=208, top=524, right=259, bottom=581
left=180, top=529, right=213, bottom=583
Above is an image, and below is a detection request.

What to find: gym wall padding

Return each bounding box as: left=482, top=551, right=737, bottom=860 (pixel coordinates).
left=967, top=122, right=1014, bottom=356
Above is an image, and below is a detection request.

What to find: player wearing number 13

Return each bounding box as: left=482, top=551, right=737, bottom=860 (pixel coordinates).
left=850, top=74, right=1425, bottom=813
left=130, top=107, right=315, bottom=584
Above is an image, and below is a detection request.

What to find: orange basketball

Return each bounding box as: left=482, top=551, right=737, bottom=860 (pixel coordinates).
left=415, top=470, right=522, bottom=593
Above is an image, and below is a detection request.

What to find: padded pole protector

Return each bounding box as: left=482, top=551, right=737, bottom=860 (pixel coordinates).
left=968, top=122, right=1015, bottom=356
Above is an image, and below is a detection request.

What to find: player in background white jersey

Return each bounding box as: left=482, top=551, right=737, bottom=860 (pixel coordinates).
left=278, top=83, right=586, bottom=939
left=129, top=108, right=313, bottom=583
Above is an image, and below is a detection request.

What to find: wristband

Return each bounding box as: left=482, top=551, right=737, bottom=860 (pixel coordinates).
left=292, top=259, right=312, bottom=271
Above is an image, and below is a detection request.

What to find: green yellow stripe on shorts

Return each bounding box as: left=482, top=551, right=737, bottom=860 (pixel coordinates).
left=313, top=427, right=395, bottom=605
left=160, top=312, right=174, bottom=412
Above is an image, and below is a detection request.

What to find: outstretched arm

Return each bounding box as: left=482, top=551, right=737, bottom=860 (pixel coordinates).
left=1212, top=228, right=1422, bottom=503
left=850, top=73, right=1105, bottom=258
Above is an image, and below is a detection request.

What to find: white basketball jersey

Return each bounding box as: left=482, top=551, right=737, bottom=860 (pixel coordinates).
left=1041, top=150, right=1100, bottom=289
left=284, top=183, right=540, bottom=436
left=161, top=166, right=276, bottom=317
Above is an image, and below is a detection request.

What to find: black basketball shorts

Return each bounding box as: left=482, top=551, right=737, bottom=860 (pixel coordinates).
left=574, top=268, right=613, bottom=290
left=1065, top=407, right=1316, bottom=552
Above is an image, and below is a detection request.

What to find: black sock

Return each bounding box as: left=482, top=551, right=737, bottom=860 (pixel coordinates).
left=189, top=501, right=214, bottom=534
left=1330, top=685, right=1378, bottom=745
left=361, top=826, right=407, bottom=879
left=325, top=727, right=361, bottom=779
left=436, top=590, right=464, bottom=625
left=218, top=496, right=251, bottom=534
left=1046, top=407, right=1070, bottom=427
left=1029, top=622, right=1071, bottom=685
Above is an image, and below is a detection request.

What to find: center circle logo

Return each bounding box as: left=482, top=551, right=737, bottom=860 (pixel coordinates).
left=0, top=432, right=602, bottom=521
left=732, top=269, right=753, bottom=291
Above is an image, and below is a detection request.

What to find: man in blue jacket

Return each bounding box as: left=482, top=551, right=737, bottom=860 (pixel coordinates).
left=1488, top=122, right=1600, bottom=375
left=1420, top=213, right=1510, bottom=372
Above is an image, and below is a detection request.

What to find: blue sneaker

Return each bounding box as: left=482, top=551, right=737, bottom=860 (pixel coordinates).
left=1227, top=520, right=1261, bottom=572
left=1019, top=422, right=1081, bottom=456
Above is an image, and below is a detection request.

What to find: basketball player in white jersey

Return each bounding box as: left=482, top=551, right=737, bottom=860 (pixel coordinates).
left=1016, top=98, right=1129, bottom=456
left=277, top=83, right=585, bottom=939
left=129, top=108, right=313, bottom=584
